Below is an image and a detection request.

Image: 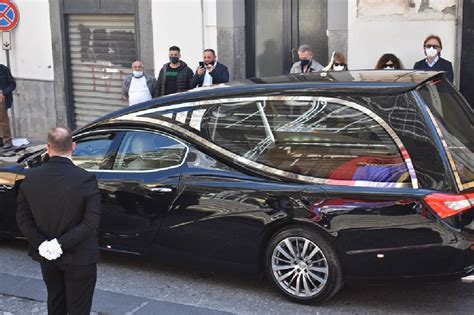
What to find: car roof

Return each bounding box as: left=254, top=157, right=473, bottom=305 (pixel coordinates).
left=245, top=70, right=441, bottom=85
left=77, top=70, right=444, bottom=134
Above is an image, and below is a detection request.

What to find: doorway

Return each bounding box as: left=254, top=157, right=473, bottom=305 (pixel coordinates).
left=246, top=0, right=328, bottom=78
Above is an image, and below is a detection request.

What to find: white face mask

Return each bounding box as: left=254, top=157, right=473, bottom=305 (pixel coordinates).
left=333, top=65, right=345, bottom=71
left=425, top=47, right=438, bottom=58
left=133, top=70, right=143, bottom=78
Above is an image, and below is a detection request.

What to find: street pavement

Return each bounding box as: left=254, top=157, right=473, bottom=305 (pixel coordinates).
left=0, top=294, right=47, bottom=314
left=0, top=238, right=473, bottom=314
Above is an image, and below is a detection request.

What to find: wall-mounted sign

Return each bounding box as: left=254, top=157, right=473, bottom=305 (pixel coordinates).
left=0, top=0, right=19, bottom=31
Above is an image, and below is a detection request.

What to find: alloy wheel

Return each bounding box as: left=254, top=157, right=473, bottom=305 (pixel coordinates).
left=271, top=236, right=329, bottom=298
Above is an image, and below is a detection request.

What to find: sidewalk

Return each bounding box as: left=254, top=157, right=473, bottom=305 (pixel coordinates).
left=0, top=273, right=233, bottom=315
left=0, top=294, right=48, bottom=314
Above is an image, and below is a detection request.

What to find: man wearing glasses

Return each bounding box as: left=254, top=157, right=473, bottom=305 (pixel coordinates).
left=413, top=35, right=454, bottom=82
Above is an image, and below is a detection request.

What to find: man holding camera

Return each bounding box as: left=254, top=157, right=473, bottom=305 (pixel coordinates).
left=192, top=49, right=229, bottom=88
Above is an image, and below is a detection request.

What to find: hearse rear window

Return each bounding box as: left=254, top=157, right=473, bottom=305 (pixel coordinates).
left=199, top=98, right=412, bottom=186
left=418, top=80, right=474, bottom=190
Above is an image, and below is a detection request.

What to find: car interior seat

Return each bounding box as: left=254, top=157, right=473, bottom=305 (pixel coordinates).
left=124, top=135, right=159, bottom=170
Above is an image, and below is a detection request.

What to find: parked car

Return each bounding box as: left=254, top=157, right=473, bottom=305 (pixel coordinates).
left=0, top=70, right=473, bottom=303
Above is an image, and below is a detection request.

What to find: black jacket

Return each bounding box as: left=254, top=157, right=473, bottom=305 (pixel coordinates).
left=0, top=64, right=16, bottom=108
left=16, top=156, right=101, bottom=265
left=191, top=62, right=230, bottom=87
left=413, top=57, right=454, bottom=82
left=154, top=61, right=194, bottom=97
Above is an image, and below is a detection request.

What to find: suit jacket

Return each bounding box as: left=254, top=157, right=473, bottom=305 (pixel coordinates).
left=191, top=62, right=230, bottom=87
left=16, top=156, right=101, bottom=265
left=413, top=57, right=454, bottom=82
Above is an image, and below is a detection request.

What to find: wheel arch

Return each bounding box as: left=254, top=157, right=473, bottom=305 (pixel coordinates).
left=256, top=219, right=339, bottom=274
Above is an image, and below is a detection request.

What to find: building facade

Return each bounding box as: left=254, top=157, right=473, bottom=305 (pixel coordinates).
left=0, top=0, right=469, bottom=140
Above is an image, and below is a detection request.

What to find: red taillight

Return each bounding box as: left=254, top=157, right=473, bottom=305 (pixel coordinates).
left=424, top=193, right=474, bottom=219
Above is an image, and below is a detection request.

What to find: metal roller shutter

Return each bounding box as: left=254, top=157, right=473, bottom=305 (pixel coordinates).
left=68, top=14, right=137, bottom=128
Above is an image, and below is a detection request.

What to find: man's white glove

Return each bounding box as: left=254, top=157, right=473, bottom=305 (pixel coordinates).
left=38, top=238, right=63, bottom=261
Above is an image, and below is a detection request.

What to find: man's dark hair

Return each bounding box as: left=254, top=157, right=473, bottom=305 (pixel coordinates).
left=169, top=46, right=181, bottom=53
left=203, top=49, right=216, bottom=55
left=47, top=127, right=73, bottom=154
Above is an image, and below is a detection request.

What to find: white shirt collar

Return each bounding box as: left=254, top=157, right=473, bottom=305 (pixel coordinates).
left=203, top=61, right=217, bottom=86
left=426, top=55, right=439, bottom=68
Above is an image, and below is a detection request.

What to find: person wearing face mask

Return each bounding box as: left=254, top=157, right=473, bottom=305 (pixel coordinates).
left=122, top=60, right=156, bottom=106
left=154, top=46, right=194, bottom=97
left=290, top=44, right=324, bottom=74
left=330, top=52, right=348, bottom=71
left=192, top=49, right=229, bottom=88
left=375, top=54, right=404, bottom=70
left=413, top=35, right=453, bottom=82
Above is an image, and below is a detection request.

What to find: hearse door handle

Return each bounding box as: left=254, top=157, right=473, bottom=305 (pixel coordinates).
left=149, top=187, right=173, bottom=193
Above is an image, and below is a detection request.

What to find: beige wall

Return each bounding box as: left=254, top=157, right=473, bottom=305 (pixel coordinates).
left=348, top=0, right=457, bottom=71
left=152, top=0, right=211, bottom=75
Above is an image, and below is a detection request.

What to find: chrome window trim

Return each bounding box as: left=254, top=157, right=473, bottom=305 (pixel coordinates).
left=116, top=96, right=418, bottom=189
left=73, top=128, right=189, bottom=174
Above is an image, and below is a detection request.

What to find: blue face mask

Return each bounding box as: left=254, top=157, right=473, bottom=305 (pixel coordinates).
left=300, top=59, right=310, bottom=67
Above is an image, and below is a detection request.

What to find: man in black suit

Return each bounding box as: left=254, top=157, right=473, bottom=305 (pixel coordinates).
left=192, top=49, right=230, bottom=87
left=16, top=127, right=101, bottom=315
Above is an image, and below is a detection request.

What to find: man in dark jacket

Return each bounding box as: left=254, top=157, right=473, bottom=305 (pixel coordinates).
left=413, top=34, right=454, bottom=82
left=154, top=46, right=194, bottom=97
left=17, top=127, right=101, bottom=315
left=0, top=64, right=16, bottom=149
left=192, top=49, right=229, bottom=87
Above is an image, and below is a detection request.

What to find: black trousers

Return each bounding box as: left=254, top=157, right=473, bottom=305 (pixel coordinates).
left=40, top=263, right=97, bottom=315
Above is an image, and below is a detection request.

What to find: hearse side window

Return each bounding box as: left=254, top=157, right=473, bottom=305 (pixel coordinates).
left=200, top=99, right=411, bottom=184
left=113, top=131, right=187, bottom=171
left=73, top=133, right=116, bottom=170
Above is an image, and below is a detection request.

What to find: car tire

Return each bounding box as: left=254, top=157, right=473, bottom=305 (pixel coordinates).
left=265, top=226, right=343, bottom=304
